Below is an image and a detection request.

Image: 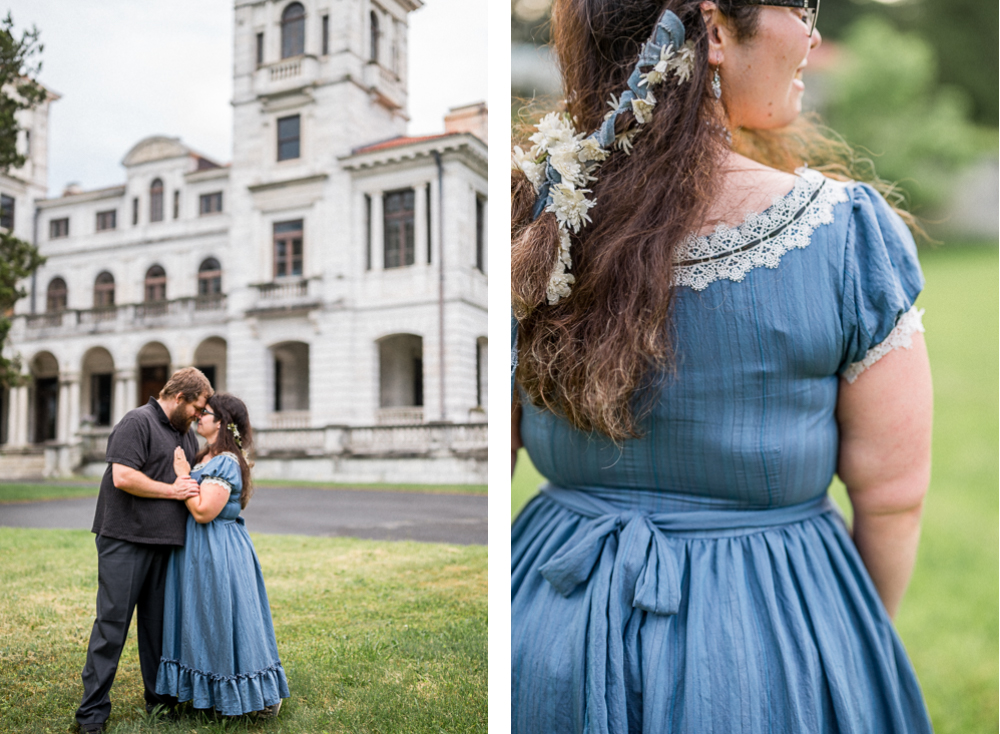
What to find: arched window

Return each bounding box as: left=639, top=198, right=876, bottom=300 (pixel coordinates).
left=198, top=258, right=222, bottom=297
left=281, top=2, right=306, bottom=58
left=370, top=11, right=379, bottom=63
left=94, top=271, right=115, bottom=308
left=144, top=265, right=166, bottom=302
left=149, top=178, right=164, bottom=223
left=46, top=277, right=67, bottom=313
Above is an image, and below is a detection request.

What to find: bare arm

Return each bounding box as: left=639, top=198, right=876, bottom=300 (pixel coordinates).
left=112, top=463, right=200, bottom=500
left=173, top=447, right=230, bottom=524
left=512, top=404, right=523, bottom=476
left=836, top=331, right=932, bottom=619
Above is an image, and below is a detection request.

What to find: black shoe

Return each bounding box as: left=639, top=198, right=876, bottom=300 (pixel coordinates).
left=76, top=724, right=104, bottom=734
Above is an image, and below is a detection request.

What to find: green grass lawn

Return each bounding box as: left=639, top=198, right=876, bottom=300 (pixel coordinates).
left=0, top=530, right=486, bottom=733
left=512, top=244, right=999, bottom=733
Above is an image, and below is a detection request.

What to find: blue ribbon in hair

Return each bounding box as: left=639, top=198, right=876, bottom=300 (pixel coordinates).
left=531, top=8, right=687, bottom=221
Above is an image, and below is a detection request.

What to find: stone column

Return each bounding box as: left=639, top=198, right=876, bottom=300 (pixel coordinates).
left=8, top=384, right=27, bottom=446
left=414, top=183, right=428, bottom=266
left=113, top=368, right=137, bottom=424
left=56, top=377, right=70, bottom=444
left=67, top=374, right=81, bottom=444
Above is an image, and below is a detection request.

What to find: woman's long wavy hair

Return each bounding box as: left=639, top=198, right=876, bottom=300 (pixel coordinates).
left=195, top=393, right=255, bottom=509
left=512, top=0, right=917, bottom=442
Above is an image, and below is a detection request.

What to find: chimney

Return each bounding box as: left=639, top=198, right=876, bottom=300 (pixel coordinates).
left=444, top=102, right=487, bottom=143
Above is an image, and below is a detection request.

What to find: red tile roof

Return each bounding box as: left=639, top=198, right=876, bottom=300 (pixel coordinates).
left=352, top=133, right=453, bottom=154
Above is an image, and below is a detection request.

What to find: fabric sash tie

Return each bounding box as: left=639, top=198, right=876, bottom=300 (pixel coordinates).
left=532, top=485, right=837, bottom=734
left=538, top=485, right=836, bottom=617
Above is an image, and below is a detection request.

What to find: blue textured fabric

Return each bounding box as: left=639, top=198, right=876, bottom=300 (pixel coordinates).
left=155, top=454, right=289, bottom=716
left=512, top=177, right=931, bottom=733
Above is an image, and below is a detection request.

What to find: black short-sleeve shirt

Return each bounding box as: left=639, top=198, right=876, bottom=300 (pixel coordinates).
left=91, top=398, right=199, bottom=545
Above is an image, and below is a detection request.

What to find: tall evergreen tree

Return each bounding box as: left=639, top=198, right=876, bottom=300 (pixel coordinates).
left=0, top=13, right=46, bottom=389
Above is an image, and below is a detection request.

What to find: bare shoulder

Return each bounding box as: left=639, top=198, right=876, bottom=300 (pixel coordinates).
left=700, top=153, right=800, bottom=234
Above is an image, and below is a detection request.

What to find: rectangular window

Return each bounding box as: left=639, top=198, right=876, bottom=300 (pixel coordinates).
left=132, top=197, right=139, bottom=225
left=0, top=194, right=14, bottom=230
left=277, top=115, right=300, bottom=161
left=425, top=183, right=432, bottom=264
left=199, top=192, right=223, bottom=215
left=49, top=217, right=69, bottom=239
left=383, top=189, right=415, bottom=269
left=322, top=15, right=329, bottom=55
left=173, top=190, right=180, bottom=219
left=475, top=195, right=486, bottom=272
left=96, top=210, right=116, bottom=231
left=256, top=32, right=264, bottom=66
left=273, top=219, right=304, bottom=278
left=364, top=194, right=372, bottom=270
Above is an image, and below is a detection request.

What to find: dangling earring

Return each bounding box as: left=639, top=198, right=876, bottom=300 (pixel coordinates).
left=712, top=67, right=722, bottom=99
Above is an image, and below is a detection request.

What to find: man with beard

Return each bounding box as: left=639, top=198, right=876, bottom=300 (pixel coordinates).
left=75, top=367, right=213, bottom=734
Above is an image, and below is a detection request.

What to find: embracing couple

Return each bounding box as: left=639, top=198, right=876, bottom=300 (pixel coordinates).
left=74, top=367, right=289, bottom=733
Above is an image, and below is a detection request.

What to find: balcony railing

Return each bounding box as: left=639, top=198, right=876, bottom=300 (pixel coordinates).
left=250, top=279, right=321, bottom=314
left=269, top=411, right=311, bottom=429
left=18, top=295, right=228, bottom=337
left=376, top=407, right=424, bottom=426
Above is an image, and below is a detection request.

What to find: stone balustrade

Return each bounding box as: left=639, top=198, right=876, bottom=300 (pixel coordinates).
left=15, top=295, right=227, bottom=337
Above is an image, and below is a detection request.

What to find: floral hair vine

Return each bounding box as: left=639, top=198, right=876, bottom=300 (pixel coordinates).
left=512, top=8, right=694, bottom=305
left=227, top=422, right=250, bottom=460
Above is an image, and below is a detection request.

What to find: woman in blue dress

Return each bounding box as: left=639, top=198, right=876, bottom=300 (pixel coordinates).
left=511, top=1, right=933, bottom=732
left=155, top=393, right=290, bottom=718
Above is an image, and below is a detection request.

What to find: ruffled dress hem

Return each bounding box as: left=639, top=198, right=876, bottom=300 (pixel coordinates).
left=156, top=657, right=290, bottom=716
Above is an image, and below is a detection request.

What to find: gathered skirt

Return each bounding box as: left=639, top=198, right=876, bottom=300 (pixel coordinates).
left=155, top=515, right=289, bottom=716
left=511, top=486, right=932, bottom=734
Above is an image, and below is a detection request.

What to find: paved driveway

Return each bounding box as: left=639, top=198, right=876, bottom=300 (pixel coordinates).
left=0, top=486, right=487, bottom=545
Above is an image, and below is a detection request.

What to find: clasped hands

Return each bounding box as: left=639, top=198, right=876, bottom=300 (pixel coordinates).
left=172, top=446, right=200, bottom=500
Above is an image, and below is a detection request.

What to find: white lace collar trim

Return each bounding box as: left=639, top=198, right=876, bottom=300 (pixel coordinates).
left=673, top=168, right=850, bottom=291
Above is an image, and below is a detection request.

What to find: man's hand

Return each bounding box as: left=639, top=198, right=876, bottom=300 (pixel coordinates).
left=173, top=446, right=191, bottom=478
left=170, top=475, right=200, bottom=500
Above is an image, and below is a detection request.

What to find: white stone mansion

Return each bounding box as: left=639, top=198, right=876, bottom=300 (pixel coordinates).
left=1, top=0, right=487, bottom=483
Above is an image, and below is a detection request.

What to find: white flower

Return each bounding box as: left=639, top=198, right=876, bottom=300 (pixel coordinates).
left=529, top=111, right=577, bottom=151
left=546, top=183, right=595, bottom=233
left=631, top=91, right=656, bottom=124
left=640, top=44, right=674, bottom=87
left=548, top=141, right=587, bottom=187
left=578, top=137, right=608, bottom=163
left=615, top=128, right=639, bottom=155
left=667, top=40, right=696, bottom=85
left=512, top=146, right=545, bottom=190
left=546, top=269, right=575, bottom=305
left=605, top=93, right=622, bottom=121
left=557, top=229, right=572, bottom=266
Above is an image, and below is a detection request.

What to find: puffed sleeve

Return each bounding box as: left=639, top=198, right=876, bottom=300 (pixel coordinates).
left=199, top=453, right=241, bottom=495
left=839, top=183, right=925, bottom=382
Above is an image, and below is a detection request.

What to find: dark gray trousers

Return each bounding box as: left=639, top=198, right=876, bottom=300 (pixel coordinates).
left=75, top=535, right=179, bottom=726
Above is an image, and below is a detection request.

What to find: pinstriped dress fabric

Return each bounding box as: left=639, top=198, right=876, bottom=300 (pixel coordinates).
left=155, top=454, right=289, bottom=715
left=512, top=174, right=932, bottom=733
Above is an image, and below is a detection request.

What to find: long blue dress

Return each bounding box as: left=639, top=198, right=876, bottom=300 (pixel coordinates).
left=155, top=453, right=290, bottom=716
left=512, top=170, right=933, bottom=733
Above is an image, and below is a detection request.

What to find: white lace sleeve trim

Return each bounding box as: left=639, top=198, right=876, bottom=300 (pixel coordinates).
left=673, top=168, right=850, bottom=291
left=201, top=476, right=235, bottom=494
left=842, top=306, right=925, bottom=384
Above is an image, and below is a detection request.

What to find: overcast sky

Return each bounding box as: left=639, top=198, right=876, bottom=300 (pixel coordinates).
left=8, top=0, right=488, bottom=197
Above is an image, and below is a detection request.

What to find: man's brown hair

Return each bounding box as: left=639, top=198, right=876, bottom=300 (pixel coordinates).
left=159, top=367, right=214, bottom=403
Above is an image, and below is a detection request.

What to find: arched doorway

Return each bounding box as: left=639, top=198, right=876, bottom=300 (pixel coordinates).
left=377, top=334, right=423, bottom=424
left=30, top=351, right=60, bottom=444
left=81, top=347, right=115, bottom=428
left=194, top=337, right=227, bottom=393
left=137, top=342, right=171, bottom=406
